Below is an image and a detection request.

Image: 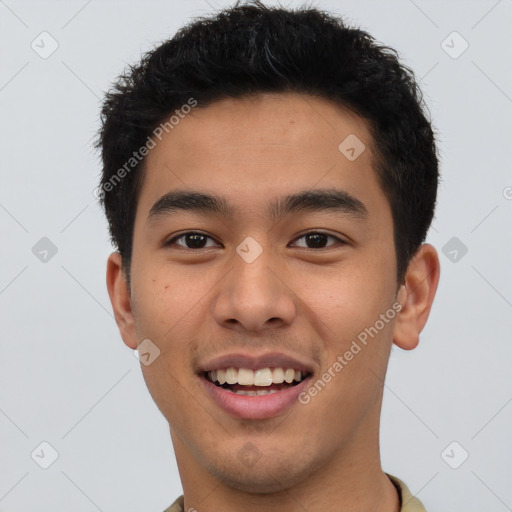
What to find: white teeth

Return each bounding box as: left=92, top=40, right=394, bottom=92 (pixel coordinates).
left=207, top=367, right=306, bottom=386
left=239, top=390, right=257, bottom=396
left=254, top=368, right=273, bottom=386
left=284, top=368, right=295, bottom=383
left=229, top=389, right=280, bottom=396
left=237, top=368, right=254, bottom=386
left=272, top=367, right=285, bottom=383
left=225, top=367, right=237, bottom=385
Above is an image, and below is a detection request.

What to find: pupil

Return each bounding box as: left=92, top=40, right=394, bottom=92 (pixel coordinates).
left=306, top=233, right=327, bottom=248
left=185, top=233, right=328, bottom=249
left=187, top=233, right=206, bottom=248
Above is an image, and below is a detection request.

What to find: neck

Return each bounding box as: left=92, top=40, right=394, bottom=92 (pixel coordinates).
left=171, top=405, right=400, bottom=512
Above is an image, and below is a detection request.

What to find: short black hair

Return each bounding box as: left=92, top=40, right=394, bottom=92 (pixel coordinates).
left=96, top=0, right=439, bottom=285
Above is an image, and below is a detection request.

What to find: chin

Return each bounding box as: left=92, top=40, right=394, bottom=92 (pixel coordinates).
left=210, top=454, right=317, bottom=494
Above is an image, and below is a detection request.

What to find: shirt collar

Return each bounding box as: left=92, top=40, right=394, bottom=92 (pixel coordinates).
left=163, top=473, right=427, bottom=512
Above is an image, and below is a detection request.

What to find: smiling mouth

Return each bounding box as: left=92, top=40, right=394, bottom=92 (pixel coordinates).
left=203, top=367, right=311, bottom=396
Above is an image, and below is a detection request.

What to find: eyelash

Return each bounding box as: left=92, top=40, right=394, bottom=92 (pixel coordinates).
left=165, top=231, right=346, bottom=250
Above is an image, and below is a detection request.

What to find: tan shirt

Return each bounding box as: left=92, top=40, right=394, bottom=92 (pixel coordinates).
left=162, top=473, right=426, bottom=511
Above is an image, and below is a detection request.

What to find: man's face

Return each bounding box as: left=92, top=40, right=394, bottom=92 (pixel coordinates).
left=126, top=93, right=400, bottom=492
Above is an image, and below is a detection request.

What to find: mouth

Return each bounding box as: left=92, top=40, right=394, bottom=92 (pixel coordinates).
left=203, top=367, right=311, bottom=396
left=197, top=355, right=315, bottom=419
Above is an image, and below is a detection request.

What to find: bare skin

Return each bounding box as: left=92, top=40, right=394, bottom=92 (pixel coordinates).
left=106, top=92, right=440, bottom=512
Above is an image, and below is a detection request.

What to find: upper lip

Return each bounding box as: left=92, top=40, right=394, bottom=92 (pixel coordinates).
left=197, top=351, right=317, bottom=375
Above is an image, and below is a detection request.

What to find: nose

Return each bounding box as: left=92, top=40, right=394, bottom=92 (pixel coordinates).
left=211, top=242, right=297, bottom=333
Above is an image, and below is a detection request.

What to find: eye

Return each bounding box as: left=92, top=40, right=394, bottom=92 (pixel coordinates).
left=290, top=232, right=345, bottom=249
left=165, top=231, right=346, bottom=251
left=166, top=232, right=220, bottom=250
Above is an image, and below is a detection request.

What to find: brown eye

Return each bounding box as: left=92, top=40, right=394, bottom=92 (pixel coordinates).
left=166, top=232, right=219, bottom=249
left=291, top=232, right=344, bottom=249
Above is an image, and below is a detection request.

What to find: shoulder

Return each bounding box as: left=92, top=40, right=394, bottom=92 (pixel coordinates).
left=162, top=495, right=184, bottom=512
left=386, top=473, right=427, bottom=512
left=164, top=478, right=427, bottom=512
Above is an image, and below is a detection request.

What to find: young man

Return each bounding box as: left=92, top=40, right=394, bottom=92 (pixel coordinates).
left=97, top=2, right=440, bottom=511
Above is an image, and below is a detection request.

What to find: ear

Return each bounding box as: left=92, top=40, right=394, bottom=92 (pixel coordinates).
left=393, top=243, right=440, bottom=350
left=106, top=252, right=138, bottom=350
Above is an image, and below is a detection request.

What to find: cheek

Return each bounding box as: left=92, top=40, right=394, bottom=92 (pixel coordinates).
left=302, top=258, right=396, bottom=340
left=130, top=264, right=210, bottom=405
left=130, top=271, right=201, bottom=427
left=131, top=263, right=208, bottom=339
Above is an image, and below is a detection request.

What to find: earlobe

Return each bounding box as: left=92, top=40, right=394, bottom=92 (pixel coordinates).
left=106, top=252, right=138, bottom=350
left=393, top=243, right=440, bottom=351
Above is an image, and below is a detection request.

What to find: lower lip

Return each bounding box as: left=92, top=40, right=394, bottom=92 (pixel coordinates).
left=200, top=375, right=312, bottom=419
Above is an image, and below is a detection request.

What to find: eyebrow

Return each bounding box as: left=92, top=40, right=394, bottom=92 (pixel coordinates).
left=147, top=188, right=368, bottom=223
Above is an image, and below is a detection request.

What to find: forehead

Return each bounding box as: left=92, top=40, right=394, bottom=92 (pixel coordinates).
left=135, top=92, right=388, bottom=224
left=145, top=92, right=373, bottom=168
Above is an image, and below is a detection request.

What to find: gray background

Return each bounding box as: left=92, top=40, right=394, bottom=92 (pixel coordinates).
left=1, top=0, right=511, bottom=510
